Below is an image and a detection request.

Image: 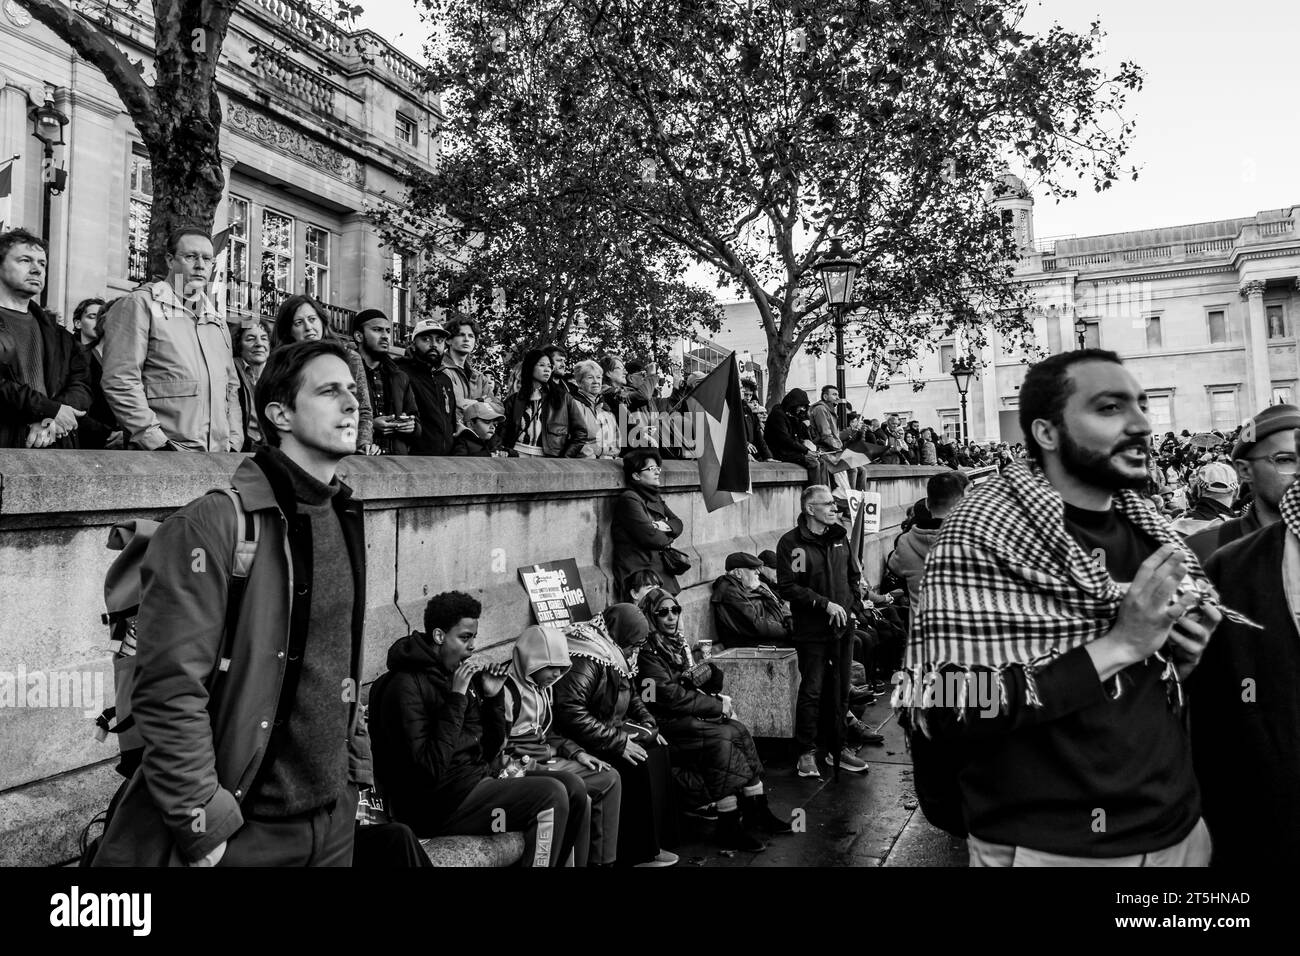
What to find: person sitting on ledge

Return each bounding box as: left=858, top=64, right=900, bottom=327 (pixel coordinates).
left=368, top=591, right=588, bottom=866
left=709, top=551, right=792, bottom=649
left=636, top=587, right=793, bottom=852
left=553, top=605, right=681, bottom=867
left=502, top=624, right=623, bottom=867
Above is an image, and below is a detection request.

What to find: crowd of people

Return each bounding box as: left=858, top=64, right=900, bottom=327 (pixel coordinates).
left=13, top=220, right=1296, bottom=869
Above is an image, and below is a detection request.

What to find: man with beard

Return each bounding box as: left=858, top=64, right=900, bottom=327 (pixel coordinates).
left=352, top=309, right=421, bottom=455
left=902, top=349, right=1221, bottom=866
left=396, top=319, right=457, bottom=456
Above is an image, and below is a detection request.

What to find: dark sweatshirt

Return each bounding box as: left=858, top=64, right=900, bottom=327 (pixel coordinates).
left=368, top=634, right=508, bottom=837
left=245, top=450, right=354, bottom=817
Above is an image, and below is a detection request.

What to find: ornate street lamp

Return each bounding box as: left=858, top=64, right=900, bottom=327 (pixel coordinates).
left=950, top=356, right=975, bottom=443
left=28, top=102, right=69, bottom=307
left=812, top=236, right=862, bottom=429
left=1074, top=315, right=1088, bottom=350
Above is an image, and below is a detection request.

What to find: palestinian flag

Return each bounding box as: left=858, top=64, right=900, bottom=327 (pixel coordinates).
left=684, top=353, right=752, bottom=512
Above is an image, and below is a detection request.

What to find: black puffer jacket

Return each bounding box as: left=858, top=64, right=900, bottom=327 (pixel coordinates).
left=552, top=656, right=657, bottom=757
left=710, top=574, right=791, bottom=648
left=763, top=388, right=813, bottom=465
left=638, top=628, right=763, bottom=805
left=368, top=633, right=508, bottom=837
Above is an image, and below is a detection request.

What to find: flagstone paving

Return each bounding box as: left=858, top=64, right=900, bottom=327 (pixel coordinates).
left=674, top=695, right=968, bottom=867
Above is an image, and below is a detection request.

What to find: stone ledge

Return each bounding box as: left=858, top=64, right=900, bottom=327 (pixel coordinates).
left=0, top=452, right=814, bottom=516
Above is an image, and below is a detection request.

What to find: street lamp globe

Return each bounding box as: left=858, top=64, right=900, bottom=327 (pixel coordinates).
left=950, top=356, right=975, bottom=396
left=812, top=236, right=861, bottom=309
left=1074, top=315, right=1088, bottom=350
left=29, top=103, right=69, bottom=147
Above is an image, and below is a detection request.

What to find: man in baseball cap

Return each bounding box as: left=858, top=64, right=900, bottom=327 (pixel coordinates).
left=1187, top=404, right=1300, bottom=561
left=1172, top=462, right=1239, bottom=537
left=396, top=318, right=456, bottom=455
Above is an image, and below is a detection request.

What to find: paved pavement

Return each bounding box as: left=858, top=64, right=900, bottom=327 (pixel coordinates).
left=675, top=694, right=969, bottom=867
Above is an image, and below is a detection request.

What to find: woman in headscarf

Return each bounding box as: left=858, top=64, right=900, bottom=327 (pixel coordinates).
left=636, top=587, right=792, bottom=852
left=552, top=604, right=680, bottom=867
left=502, top=624, right=623, bottom=867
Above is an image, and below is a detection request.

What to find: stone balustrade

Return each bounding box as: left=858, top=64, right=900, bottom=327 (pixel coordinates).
left=0, top=452, right=940, bottom=864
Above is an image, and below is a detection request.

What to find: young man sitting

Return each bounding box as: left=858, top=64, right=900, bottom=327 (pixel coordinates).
left=369, top=591, right=588, bottom=866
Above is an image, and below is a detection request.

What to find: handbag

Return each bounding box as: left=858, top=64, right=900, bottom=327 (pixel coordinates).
left=661, top=546, right=692, bottom=576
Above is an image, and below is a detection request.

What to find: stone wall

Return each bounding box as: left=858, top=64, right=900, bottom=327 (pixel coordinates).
left=0, top=451, right=941, bottom=865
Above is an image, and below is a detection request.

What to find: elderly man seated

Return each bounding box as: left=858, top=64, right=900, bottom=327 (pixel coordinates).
left=710, top=552, right=792, bottom=649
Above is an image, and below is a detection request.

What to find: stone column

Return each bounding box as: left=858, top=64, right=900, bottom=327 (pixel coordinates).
left=1294, top=278, right=1300, bottom=392
left=0, top=72, right=31, bottom=232
left=979, top=328, right=1001, bottom=441
left=1239, top=280, right=1270, bottom=415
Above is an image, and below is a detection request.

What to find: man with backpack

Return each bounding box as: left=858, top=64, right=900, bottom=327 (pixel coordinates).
left=93, top=340, right=370, bottom=867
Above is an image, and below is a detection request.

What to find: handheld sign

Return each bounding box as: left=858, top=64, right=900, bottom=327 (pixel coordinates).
left=518, top=559, right=592, bottom=626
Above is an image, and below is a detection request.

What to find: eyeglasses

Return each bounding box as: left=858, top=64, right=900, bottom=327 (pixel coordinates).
left=638, top=465, right=662, bottom=475
left=654, top=607, right=682, bottom=618
left=809, top=499, right=835, bottom=508
left=1244, top=452, right=1299, bottom=475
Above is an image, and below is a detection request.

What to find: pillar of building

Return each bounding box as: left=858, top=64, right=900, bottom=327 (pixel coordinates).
left=1239, top=280, right=1270, bottom=415
left=979, top=326, right=1001, bottom=441
left=0, top=72, right=33, bottom=234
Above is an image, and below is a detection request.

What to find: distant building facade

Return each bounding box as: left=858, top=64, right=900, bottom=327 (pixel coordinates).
left=710, top=173, right=1300, bottom=443
left=0, top=0, right=440, bottom=337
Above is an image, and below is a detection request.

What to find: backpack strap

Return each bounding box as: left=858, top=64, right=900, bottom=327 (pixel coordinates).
left=212, top=488, right=260, bottom=678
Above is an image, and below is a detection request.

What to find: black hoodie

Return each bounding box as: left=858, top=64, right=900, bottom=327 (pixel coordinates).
left=764, top=388, right=813, bottom=464
left=368, top=633, right=508, bottom=837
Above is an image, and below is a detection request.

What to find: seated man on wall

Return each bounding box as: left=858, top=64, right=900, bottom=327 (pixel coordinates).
left=710, top=552, right=792, bottom=649
left=368, top=591, right=588, bottom=867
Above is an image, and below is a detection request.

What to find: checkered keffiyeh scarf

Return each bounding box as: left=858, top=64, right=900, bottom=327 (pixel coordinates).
left=898, top=458, right=1207, bottom=713
left=1281, top=478, right=1300, bottom=541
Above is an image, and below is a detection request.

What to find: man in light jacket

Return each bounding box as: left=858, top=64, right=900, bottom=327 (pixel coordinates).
left=101, top=227, right=242, bottom=451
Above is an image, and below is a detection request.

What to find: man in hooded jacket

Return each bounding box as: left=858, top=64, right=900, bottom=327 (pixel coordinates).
left=764, top=387, right=828, bottom=486
left=368, top=591, right=587, bottom=866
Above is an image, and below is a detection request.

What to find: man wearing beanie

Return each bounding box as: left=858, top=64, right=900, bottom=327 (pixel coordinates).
left=351, top=309, right=421, bottom=455
left=1186, top=404, right=1300, bottom=562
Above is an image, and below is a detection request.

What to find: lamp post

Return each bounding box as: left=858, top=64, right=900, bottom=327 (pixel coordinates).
left=812, top=236, right=862, bottom=429
left=28, top=103, right=69, bottom=308
left=1074, top=315, right=1088, bottom=350
left=950, top=356, right=975, bottom=443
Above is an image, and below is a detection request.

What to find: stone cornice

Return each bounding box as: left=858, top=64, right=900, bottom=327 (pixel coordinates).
left=225, top=100, right=363, bottom=187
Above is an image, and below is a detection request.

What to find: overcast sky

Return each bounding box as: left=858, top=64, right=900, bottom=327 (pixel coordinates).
left=358, top=0, right=1300, bottom=242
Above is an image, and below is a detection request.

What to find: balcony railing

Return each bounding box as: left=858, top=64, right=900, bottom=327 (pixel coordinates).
left=228, top=282, right=357, bottom=335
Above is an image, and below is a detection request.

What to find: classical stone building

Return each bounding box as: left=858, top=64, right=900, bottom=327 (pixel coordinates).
left=0, top=0, right=439, bottom=335
left=711, top=174, right=1300, bottom=443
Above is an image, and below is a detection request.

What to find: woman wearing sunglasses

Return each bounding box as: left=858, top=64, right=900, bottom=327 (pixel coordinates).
left=553, top=604, right=681, bottom=867
left=636, top=587, right=793, bottom=853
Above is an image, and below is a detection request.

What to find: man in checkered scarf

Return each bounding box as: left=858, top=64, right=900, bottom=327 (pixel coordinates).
left=900, top=349, right=1222, bottom=867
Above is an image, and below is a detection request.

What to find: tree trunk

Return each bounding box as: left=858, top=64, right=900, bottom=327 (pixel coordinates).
left=144, top=93, right=226, bottom=278
left=764, top=341, right=792, bottom=411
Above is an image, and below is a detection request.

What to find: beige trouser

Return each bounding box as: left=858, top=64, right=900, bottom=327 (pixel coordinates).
left=967, top=817, right=1212, bottom=867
